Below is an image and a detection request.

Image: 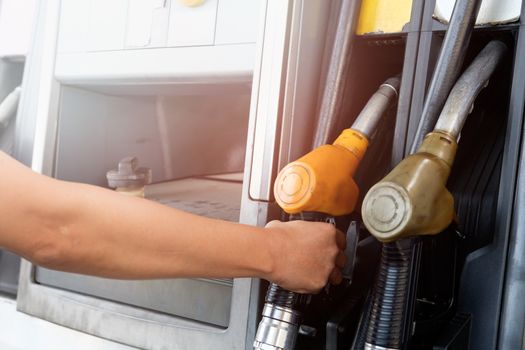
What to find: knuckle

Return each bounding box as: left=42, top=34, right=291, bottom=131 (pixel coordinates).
left=265, top=220, right=280, bottom=228
left=329, top=246, right=339, bottom=258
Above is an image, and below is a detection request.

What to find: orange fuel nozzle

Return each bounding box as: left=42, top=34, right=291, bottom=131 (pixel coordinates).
left=274, top=77, right=400, bottom=216
left=274, top=129, right=368, bottom=216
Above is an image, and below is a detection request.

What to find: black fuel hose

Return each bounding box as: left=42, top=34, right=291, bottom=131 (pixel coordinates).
left=352, top=239, right=420, bottom=350
left=265, top=283, right=300, bottom=309
left=364, top=240, right=420, bottom=349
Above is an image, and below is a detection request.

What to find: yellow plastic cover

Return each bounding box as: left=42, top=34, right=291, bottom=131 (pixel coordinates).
left=357, top=0, right=413, bottom=35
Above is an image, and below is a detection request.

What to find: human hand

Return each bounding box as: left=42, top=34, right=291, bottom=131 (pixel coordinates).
left=264, top=220, right=346, bottom=294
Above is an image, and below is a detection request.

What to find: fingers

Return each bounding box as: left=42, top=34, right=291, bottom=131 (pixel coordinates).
left=330, top=252, right=346, bottom=286
left=329, top=268, right=343, bottom=285
left=265, top=220, right=281, bottom=229
left=335, top=229, right=346, bottom=250
left=335, top=251, right=347, bottom=269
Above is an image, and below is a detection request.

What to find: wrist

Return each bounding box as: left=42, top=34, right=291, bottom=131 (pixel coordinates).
left=257, top=224, right=288, bottom=284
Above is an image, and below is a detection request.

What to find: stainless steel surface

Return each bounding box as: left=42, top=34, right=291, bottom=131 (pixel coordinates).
left=351, top=77, right=400, bottom=139
left=35, top=175, right=242, bottom=327
left=247, top=0, right=293, bottom=202
left=13, top=0, right=60, bottom=171
left=498, top=1, right=525, bottom=345
left=410, top=0, right=483, bottom=152
left=313, top=0, right=362, bottom=147
left=434, top=41, right=506, bottom=140
left=35, top=267, right=233, bottom=327
left=55, top=87, right=250, bottom=186
left=499, top=150, right=525, bottom=348
left=364, top=343, right=399, bottom=350
left=0, top=87, right=21, bottom=130
left=0, top=60, right=24, bottom=294
left=261, top=304, right=301, bottom=324
left=253, top=304, right=300, bottom=350
left=0, top=251, right=20, bottom=295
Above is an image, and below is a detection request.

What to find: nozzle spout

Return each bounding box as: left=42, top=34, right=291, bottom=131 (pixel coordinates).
left=351, top=76, right=400, bottom=139
left=434, top=40, right=507, bottom=140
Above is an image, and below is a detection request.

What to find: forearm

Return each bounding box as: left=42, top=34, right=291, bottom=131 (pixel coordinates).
left=1, top=152, right=344, bottom=293
left=52, top=182, right=276, bottom=280
left=0, top=152, right=275, bottom=281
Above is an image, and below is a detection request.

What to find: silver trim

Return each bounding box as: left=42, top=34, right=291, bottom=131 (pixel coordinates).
left=253, top=304, right=301, bottom=350
left=351, top=77, right=400, bottom=139
left=364, top=343, right=400, bottom=350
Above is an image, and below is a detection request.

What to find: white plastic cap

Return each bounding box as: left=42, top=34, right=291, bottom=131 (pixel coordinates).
left=106, top=156, right=152, bottom=189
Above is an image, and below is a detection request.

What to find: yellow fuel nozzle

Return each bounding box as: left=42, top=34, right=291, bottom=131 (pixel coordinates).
left=274, top=77, right=400, bottom=216
left=362, top=40, right=507, bottom=242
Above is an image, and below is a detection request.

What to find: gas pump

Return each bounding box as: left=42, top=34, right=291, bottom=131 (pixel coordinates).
left=358, top=40, right=507, bottom=350
left=253, top=76, right=400, bottom=350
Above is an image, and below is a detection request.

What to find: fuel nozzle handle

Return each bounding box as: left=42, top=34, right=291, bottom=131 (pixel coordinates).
left=362, top=41, right=507, bottom=242
left=274, top=76, right=400, bottom=217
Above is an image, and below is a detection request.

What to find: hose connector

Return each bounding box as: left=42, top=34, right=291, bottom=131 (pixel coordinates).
left=253, top=304, right=301, bottom=350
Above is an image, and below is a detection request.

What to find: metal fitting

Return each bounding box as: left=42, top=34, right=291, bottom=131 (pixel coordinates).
left=351, top=77, right=400, bottom=139
left=364, top=343, right=400, bottom=350
left=253, top=304, right=301, bottom=350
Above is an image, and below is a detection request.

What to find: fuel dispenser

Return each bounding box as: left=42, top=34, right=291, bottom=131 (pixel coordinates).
left=359, top=40, right=506, bottom=350
left=253, top=0, right=522, bottom=348
left=254, top=76, right=400, bottom=350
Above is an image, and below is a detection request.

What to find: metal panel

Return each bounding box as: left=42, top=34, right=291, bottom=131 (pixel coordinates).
left=17, top=1, right=336, bottom=349
left=247, top=0, right=292, bottom=201
left=248, top=0, right=332, bottom=201
left=215, top=0, right=263, bottom=45
left=53, top=88, right=250, bottom=185
left=391, top=0, right=524, bottom=348
left=17, top=1, right=259, bottom=349
left=36, top=269, right=233, bottom=328
left=497, top=2, right=525, bottom=347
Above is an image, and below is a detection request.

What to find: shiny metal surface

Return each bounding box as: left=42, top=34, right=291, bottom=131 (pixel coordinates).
left=253, top=304, right=300, bottom=350
left=364, top=343, right=399, bottom=350
left=261, top=304, right=301, bottom=324
left=313, top=0, right=362, bottom=147
left=410, top=0, right=482, bottom=152
left=434, top=40, right=506, bottom=140
left=498, top=2, right=525, bottom=346
left=351, top=77, right=400, bottom=139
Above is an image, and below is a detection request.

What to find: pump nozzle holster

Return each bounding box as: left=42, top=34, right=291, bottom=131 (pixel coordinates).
left=362, top=131, right=457, bottom=242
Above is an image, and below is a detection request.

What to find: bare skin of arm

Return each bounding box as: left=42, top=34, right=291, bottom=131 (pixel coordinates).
left=0, top=152, right=346, bottom=294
